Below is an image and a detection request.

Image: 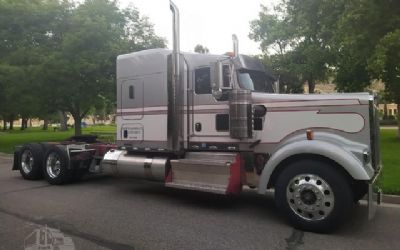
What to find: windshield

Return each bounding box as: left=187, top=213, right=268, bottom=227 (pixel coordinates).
left=237, top=70, right=275, bottom=93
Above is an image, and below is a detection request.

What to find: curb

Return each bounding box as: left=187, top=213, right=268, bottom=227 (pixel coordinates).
left=382, top=194, right=400, bottom=205
left=0, top=153, right=12, bottom=159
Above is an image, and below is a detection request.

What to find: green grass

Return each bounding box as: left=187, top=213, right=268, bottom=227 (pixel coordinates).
left=0, top=125, right=116, bottom=154
left=379, top=129, right=400, bottom=195
left=1, top=126, right=399, bottom=194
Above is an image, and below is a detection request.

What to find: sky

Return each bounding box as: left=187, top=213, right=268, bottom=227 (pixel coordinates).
left=118, top=0, right=278, bottom=55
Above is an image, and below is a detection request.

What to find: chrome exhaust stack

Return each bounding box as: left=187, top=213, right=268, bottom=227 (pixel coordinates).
left=232, top=34, right=239, bottom=57
left=169, top=1, right=183, bottom=154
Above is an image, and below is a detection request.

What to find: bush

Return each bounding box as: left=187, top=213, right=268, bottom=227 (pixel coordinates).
left=380, top=119, right=398, bottom=126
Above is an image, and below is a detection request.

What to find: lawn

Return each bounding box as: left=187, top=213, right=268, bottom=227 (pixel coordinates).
left=0, top=125, right=116, bottom=154
left=0, top=126, right=399, bottom=194
left=379, top=129, right=400, bottom=195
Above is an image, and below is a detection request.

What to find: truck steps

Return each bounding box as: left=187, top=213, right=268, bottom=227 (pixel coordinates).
left=166, top=152, right=236, bottom=194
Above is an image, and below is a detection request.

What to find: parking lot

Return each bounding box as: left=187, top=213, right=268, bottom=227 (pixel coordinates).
left=0, top=154, right=399, bottom=250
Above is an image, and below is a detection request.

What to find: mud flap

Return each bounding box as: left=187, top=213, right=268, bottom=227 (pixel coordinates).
left=368, top=168, right=382, bottom=220
left=12, top=146, right=22, bottom=170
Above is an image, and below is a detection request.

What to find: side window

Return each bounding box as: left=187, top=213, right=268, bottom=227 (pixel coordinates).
left=222, top=65, right=230, bottom=87
left=129, top=85, right=134, bottom=99
left=195, top=67, right=211, bottom=94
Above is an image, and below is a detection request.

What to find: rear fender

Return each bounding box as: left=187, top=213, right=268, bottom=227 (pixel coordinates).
left=257, top=140, right=373, bottom=194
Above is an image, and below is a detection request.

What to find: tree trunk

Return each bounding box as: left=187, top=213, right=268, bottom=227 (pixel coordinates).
left=383, top=103, right=388, bottom=120
left=2, top=120, right=6, bottom=130
left=20, top=117, right=28, bottom=130
left=43, top=119, right=49, bottom=130
left=308, top=78, right=315, bottom=94
left=9, top=120, right=13, bottom=130
left=73, top=116, right=82, bottom=136
left=58, top=111, right=68, bottom=131
left=29, top=118, right=32, bottom=127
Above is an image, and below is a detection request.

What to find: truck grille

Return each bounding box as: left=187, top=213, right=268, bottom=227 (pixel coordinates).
left=369, top=96, right=381, bottom=170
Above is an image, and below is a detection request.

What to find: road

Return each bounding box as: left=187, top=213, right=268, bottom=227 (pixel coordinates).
left=0, top=155, right=399, bottom=250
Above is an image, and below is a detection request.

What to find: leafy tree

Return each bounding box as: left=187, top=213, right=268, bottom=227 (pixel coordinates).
left=38, top=0, right=165, bottom=135
left=261, top=53, right=303, bottom=93
left=336, top=0, right=400, bottom=138
left=194, top=44, right=209, bottom=54
left=0, top=0, right=68, bottom=130
left=0, top=0, right=164, bottom=134
left=250, top=1, right=340, bottom=93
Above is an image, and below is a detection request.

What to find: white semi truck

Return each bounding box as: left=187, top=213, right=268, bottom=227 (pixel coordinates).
left=13, top=1, right=381, bottom=233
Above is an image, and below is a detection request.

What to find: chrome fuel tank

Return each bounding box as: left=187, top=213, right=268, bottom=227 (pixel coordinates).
left=101, top=149, right=168, bottom=182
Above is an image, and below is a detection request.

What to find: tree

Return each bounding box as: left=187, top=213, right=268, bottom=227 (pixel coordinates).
left=0, top=0, right=165, bottom=134
left=250, top=1, right=340, bottom=93
left=194, top=44, right=209, bottom=54
left=39, top=0, right=165, bottom=135
left=369, top=30, right=400, bottom=137
left=261, top=53, right=303, bottom=93
left=0, top=0, right=69, bottom=130
left=336, top=0, right=400, bottom=138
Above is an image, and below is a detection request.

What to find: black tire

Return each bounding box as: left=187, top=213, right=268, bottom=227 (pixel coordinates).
left=19, top=143, right=45, bottom=180
left=43, top=145, right=73, bottom=185
left=274, top=159, right=354, bottom=233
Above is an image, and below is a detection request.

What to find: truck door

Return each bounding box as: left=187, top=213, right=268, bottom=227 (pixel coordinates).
left=120, top=79, right=144, bottom=120
left=189, top=65, right=232, bottom=148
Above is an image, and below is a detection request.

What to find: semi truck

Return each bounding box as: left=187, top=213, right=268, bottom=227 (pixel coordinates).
left=12, top=1, right=381, bottom=233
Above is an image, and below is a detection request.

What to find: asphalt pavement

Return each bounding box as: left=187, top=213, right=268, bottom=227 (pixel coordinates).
left=0, top=155, right=399, bottom=250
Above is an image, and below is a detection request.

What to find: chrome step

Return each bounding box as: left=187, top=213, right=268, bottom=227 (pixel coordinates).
left=165, top=182, right=227, bottom=194
left=167, top=152, right=236, bottom=194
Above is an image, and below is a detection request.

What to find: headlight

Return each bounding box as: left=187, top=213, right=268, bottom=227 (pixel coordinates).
left=363, top=150, right=370, bottom=164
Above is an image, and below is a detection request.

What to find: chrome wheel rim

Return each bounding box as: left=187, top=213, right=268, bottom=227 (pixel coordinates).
left=286, top=174, right=334, bottom=221
left=46, top=153, right=61, bottom=178
left=21, top=150, right=34, bottom=174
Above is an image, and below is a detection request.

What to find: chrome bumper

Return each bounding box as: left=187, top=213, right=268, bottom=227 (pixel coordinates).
left=368, top=166, right=382, bottom=220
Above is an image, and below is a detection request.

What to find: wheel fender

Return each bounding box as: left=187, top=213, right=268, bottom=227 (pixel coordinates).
left=257, top=140, right=372, bottom=194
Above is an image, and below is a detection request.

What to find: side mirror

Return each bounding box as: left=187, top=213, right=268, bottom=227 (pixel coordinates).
left=211, top=61, right=232, bottom=100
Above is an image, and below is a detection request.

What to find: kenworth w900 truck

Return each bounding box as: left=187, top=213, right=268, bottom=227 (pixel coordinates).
left=12, top=1, right=381, bottom=232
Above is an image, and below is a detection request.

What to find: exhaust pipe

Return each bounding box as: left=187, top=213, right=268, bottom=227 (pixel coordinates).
left=232, top=34, right=239, bottom=57
left=169, top=1, right=182, bottom=154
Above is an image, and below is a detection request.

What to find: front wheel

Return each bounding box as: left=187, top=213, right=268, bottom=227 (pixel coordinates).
left=274, top=159, right=354, bottom=233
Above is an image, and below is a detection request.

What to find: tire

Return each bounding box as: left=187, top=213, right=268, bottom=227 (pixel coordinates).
left=274, top=159, right=354, bottom=233
left=19, top=143, right=45, bottom=180
left=43, top=145, right=72, bottom=185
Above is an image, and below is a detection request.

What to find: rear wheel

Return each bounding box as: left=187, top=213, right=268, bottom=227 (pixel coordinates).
left=43, top=146, right=72, bottom=185
left=275, top=159, right=354, bottom=233
left=19, top=144, right=44, bottom=180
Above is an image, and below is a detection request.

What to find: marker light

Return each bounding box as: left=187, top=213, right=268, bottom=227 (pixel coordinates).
left=306, top=129, right=314, bottom=140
